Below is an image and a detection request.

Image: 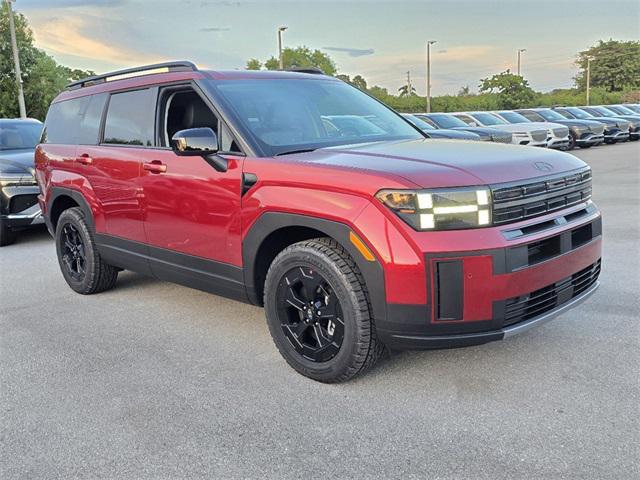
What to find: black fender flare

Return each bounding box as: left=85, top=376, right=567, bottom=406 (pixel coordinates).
left=47, top=187, right=95, bottom=234
left=242, top=212, right=387, bottom=324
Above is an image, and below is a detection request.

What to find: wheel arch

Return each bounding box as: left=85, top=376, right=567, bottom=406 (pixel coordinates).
left=48, top=187, right=95, bottom=234
left=243, top=212, right=387, bottom=324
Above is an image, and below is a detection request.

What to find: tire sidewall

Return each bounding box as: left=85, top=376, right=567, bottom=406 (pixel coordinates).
left=55, top=209, right=97, bottom=293
left=264, top=245, right=367, bottom=381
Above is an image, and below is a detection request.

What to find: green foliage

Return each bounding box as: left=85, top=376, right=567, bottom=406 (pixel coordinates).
left=478, top=70, right=537, bottom=109
left=246, top=58, right=261, bottom=70
left=259, top=46, right=337, bottom=75
left=397, top=84, right=416, bottom=98
left=575, top=39, right=640, bottom=92
left=1, top=3, right=93, bottom=120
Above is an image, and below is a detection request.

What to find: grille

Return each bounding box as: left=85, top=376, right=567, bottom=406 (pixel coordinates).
left=531, top=130, right=547, bottom=142
left=589, top=125, right=605, bottom=135
left=552, top=127, right=569, bottom=138
left=492, top=134, right=512, bottom=144
left=9, top=194, right=39, bottom=214
left=491, top=168, right=592, bottom=225
left=503, top=259, right=601, bottom=327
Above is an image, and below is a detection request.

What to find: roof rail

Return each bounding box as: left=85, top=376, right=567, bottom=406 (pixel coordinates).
left=286, top=67, right=325, bottom=75
left=66, top=61, right=198, bottom=90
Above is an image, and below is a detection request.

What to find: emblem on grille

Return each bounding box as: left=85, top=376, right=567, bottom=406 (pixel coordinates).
left=534, top=161, right=554, bottom=172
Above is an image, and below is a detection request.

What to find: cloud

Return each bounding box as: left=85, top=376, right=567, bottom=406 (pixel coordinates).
left=322, top=47, right=375, bottom=57
left=200, top=26, right=232, bottom=32
left=30, top=15, right=167, bottom=67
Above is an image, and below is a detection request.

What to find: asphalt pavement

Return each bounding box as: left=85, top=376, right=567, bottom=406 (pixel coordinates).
left=1, top=141, right=639, bottom=479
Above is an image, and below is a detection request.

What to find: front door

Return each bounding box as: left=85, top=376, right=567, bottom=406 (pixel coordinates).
left=139, top=86, right=245, bottom=296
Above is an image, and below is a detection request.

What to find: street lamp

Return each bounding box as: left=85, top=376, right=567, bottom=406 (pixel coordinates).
left=517, top=48, right=526, bottom=76
left=5, top=0, right=27, bottom=118
left=278, top=26, right=288, bottom=70
left=426, top=40, right=437, bottom=113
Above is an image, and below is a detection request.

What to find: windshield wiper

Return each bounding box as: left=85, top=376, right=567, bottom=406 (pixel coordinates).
left=275, top=148, right=318, bottom=156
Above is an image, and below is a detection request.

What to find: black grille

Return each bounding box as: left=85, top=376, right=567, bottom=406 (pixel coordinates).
left=503, top=259, right=601, bottom=327
left=491, top=168, right=592, bottom=225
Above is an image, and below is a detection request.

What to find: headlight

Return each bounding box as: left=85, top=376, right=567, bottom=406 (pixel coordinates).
left=376, top=187, right=492, bottom=231
left=0, top=173, right=37, bottom=187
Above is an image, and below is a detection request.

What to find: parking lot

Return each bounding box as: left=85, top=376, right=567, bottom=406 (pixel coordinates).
left=1, top=141, right=638, bottom=479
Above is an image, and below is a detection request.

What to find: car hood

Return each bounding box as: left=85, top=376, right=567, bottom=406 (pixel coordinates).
left=0, top=149, right=36, bottom=175
left=551, top=119, right=604, bottom=130
left=522, top=121, right=567, bottom=131
left=425, top=129, right=479, bottom=140
left=449, top=126, right=508, bottom=138
left=291, top=139, right=586, bottom=188
left=481, top=123, right=546, bottom=134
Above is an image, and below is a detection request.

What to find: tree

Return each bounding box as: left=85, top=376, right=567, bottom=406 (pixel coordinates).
left=1, top=3, right=93, bottom=120
left=246, top=58, right=262, bottom=70
left=478, top=70, right=537, bottom=109
left=335, top=74, right=351, bottom=83
left=457, top=85, right=471, bottom=96
left=259, top=46, right=337, bottom=75
left=397, top=84, right=416, bottom=97
left=575, top=39, right=640, bottom=92
left=351, top=75, right=367, bottom=90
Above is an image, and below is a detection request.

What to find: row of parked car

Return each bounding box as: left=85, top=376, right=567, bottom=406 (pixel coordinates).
left=403, top=104, right=640, bottom=149
left=1, top=102, right=639, bottom=247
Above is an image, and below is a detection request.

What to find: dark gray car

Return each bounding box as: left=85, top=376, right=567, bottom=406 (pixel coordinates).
left=0, top=118, right=44, bottom=246
left=416, top=113, right=512, bottom=143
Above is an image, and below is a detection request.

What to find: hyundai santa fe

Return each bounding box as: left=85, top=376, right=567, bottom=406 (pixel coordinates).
left=35, top=62, right=602, bottom=382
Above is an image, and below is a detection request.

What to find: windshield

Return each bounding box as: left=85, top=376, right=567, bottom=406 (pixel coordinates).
left=565, top=107, right=593, bottom=119
left=0, top=122, right=42, bottom=150
left=498, top=111, right=530, bottom=124
left=591, top=106, right=616, bottom=116
left=471, top=112, right=506, bottom=126
left=404, top=115, right=435, bottom=130
left=209, top=78, right=422, bottom=155
left=609, top=105, right=634, bottom=115
left=425, top=114, right=469, bottom=129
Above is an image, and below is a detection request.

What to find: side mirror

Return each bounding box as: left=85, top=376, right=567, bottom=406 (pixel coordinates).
left=171, top=128, right=219, bottom=156
left=171, top=127, right=227, bottom=172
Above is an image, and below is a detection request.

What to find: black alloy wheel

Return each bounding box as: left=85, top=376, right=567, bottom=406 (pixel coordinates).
left=61, top=223, right=86, bottom=281
left=275, top=266, right=345, bottom=362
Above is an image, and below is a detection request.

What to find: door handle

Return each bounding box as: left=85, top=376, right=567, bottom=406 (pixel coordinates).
left=143, top=161, right=167, bottom=174
left=75, top=154, right=93, bottom=165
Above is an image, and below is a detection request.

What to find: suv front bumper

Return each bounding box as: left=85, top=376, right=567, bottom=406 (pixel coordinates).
left=376, top=205, right=602, bottom=350
left=1, top=185, right=43, bottom=229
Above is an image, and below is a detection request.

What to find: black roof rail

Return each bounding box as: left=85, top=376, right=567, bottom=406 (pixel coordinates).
left=286, top=67, right=325, bottom=75
left=66, top=61, right=198, bottom=90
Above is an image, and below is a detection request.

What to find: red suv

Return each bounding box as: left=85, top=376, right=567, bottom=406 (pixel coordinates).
left=35, top=62, right=602, bottom=382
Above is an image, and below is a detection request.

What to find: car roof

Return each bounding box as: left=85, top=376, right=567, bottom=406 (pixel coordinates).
left=0, top=118, right=42, bottom=124
left=54, top=66, right=337, bottom=104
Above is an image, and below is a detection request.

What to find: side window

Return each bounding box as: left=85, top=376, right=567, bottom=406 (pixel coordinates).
left=161, top=88, right=242, bottom=153
left=78, top=93, right=107, bottom=145
left=416, top=116, right=437, bottom=128
left=520, top=111, right=537, bottom=122
left=454, top=114, right=473, bottom=125
left=42, top=96, right=89, bottom=144
left=103, top=89, right=155, bottom=146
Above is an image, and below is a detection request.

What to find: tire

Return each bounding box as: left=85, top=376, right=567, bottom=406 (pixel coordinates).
left=566, top=134, right=576, bottom=151
left=264, top=237, right=385, bottom=383
left=0, top=218, right=17, bottom=247
left=55, top=207, right=118, bottom=294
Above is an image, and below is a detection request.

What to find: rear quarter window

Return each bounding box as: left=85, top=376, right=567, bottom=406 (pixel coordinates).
left=42, top=94, right=107, bottom=145
left=103, top=89, right=155, bottom=146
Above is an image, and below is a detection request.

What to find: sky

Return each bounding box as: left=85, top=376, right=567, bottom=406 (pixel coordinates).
left=16, top=0, right=640, bottom=95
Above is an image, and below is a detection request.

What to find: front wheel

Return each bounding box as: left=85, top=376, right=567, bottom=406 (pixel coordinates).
left=264, top=238, right=384, bottom=383
left=0, top=218, right=17, bottom=247
left=566, top=134, right=576, bottom=151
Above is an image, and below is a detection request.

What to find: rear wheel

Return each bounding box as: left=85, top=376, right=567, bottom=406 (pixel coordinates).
left=0, top=218, right=17, bottom=247
left=55, top=207, right=118, bottom=294
left=264, top=238, right=384, bottom=383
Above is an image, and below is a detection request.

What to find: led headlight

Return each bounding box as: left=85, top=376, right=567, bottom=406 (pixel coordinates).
left=376, top=187, right=492, bottom=231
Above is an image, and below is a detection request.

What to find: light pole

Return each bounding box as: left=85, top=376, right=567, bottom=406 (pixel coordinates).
left=277, top=26, right=287, bottom=70
left=586, top=57, right=592, bottom=105
left=6, top=0, right=27, bottom=118
left=426, top=40, right=436, bottom=113
left=517, top=48, right=526, bottom=77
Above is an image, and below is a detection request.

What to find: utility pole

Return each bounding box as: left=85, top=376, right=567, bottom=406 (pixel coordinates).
left=426, top=40, right=436, bottom=113
left=517, top=48, right=526, bottom=77
left=6, top=0, right=27, bottom=118
left=277, top=26, right=287, bottom=70
left=406, top=71, right=412, bottom=95
left=586, top=57, right=592, bottom=106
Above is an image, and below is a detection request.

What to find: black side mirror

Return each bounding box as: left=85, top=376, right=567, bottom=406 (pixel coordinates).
left=171, top=127, right=227, bottom=172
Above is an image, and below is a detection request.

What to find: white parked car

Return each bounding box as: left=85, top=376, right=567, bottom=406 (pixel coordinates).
left=492, top=111, right=570, bottom=150
left=452, top=111, right=549, bottom=147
